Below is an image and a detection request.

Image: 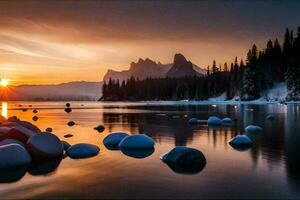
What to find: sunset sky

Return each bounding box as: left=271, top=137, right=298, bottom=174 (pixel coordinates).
left=0, top=0, right=300, bottom=85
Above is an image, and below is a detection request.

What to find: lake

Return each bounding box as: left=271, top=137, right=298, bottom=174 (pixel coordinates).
left=1, top=101, right=300, bottom=199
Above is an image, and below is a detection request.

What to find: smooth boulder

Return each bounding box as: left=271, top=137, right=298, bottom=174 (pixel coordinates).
left=188, top=118, right=199, bottom=125
left=103, top=132, right=129, bottom=148
left=161, top=146, right=206, bottom=174
left=245, top=125, right=263, bottom=133
left=0, top=139, right=24, bottom=147
left=207, top=116, right=222, bottom=125
left=27, top=132, right=63, bottom=159
left=119, top=134, right=155, bottom=149
left=222, top=117, right=233, bottom=124
left=1, top=121, right=41, bottom=133
left=229, top=135, right=252, bottom=146
left=0, top=125, right=37, bottom=143
left=67, top=143, right=100, bottom=159
left=267, top=115, right=275, bottom=120
left=0, top=144, right=31, bottom=169
left=66, top=103, right=71, bottom=107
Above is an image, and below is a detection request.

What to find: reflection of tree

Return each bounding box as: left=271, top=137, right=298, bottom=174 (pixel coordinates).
left=103, top=111, right=195, bottom=146
left=285, top=105, right=300, bottom=189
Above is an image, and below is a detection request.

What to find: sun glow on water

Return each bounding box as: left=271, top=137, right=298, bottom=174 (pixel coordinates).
left=1, top=102, right=7, bottom=118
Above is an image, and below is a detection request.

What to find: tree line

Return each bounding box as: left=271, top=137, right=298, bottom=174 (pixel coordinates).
left=101, top=27, right=300, bottom=101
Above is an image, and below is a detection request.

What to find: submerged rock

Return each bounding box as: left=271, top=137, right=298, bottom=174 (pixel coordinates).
left=188, top=118, right=199, bottom=125
left=22, top=108, right=28, bottom=112
left=119, top=134, right=155, bottom=149
left=67, top=143, right=100, bottom=159
left=267, top=115, right=275, bottom=120
left=64, top=134, right=73, bottom=138
left=66, top=103, right=71, bottom=107
left=32, top=116, right=38, bottom=121
left=0, top=144, right=31, bottom=169
left=245, top=125, right=263, bottom=133
left=103, top=132, right=129, bottom=149
left=222, top=117, right=233, bottom=124
left=94, top=125, right=105, bottom=133
left=207, top=116, right=222, bottom=125
left=64, top=107, right=72, bottom=113
left=161, top=146, right=206, bottom=174
left=33, top=109, right=38, bottom=114
left=67, top=121, right=75, bottom=126
left=27, top=132, right=63, bottom=159
left=229, top=135, right=252, bottom=146
left=45, top=127, right=53, bottom=132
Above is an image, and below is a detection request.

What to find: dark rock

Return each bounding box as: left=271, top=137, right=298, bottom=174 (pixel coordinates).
left=67, top=143, right=100, bottom=159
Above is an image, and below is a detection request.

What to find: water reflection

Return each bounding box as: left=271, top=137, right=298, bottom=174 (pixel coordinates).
left=121, top=148, right=155, bottom=159
left=1, top=102, right=7, bottom=118
left=102, top=104, right=297, bottom=178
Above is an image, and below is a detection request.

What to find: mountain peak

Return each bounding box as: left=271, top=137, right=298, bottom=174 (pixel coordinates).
left=174, top=53, right=187, bottom=65
left=167, top=53, right=202, bottom=78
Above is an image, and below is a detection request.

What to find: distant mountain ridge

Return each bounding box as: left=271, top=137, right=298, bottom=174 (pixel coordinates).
left=103, top=54, right=206, bottom=82
left=4, top=81, right=102, bottom=101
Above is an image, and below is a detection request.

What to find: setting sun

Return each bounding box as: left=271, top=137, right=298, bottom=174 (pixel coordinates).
left=0, top=79, right=9, bottom=87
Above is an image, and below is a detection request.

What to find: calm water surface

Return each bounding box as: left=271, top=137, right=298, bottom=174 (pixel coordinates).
left=1, top=101, right=300, bottom=199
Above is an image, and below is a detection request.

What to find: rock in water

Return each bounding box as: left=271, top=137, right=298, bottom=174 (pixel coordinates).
left=207, top=116, right=222, bottom=125
left=61, top=141, right=71, bottom=151
left=0, top=144, right=31, bottom=169
left=45, top=127, right=53, bottom=132
left=0, top=127, right=11, bottom=135
left=65, top=107, right=72, bottom=113
left=27, top=132, right=63, bottom=159
left=229, top=135, right=252, bottom=146
left=32, top=116, right=38, bottom=121
left=67, top=143, right=100, bottom=159
left=0, top=125, right=37, bottom=143
left=119, top=134, right=155, bottom=149
left=103, top=132, right=129, bottom=148
left=188, top=118, right=199, bottom=125
left=267, top=115, right=275, bottom=120
left=94, top=125, right=105, bottom=133
left=64, top=134, right=73, bottom=138
left=67, top=121, right=75, bottom=126
left=33, top=109, right=38, bottom=114
left=2, top=121, right=41, bottom=133
left=28, top=158, right=61, bottom=176
left=121, top=148, right=154, bottom=159
left=245, top=125, right=263, bottom=133
left=222, top=117, right=233, bottom=124
left=0, top=139, right=25, bottom=147
left=161, top=146, right=206, bottom=174
left=7, top=116, right=19, bottom=122
left=66, top=103, right=71, bottom=107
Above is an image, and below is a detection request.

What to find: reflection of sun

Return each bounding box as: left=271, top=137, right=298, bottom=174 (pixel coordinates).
left=0, top=79, right=9, bottom=87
